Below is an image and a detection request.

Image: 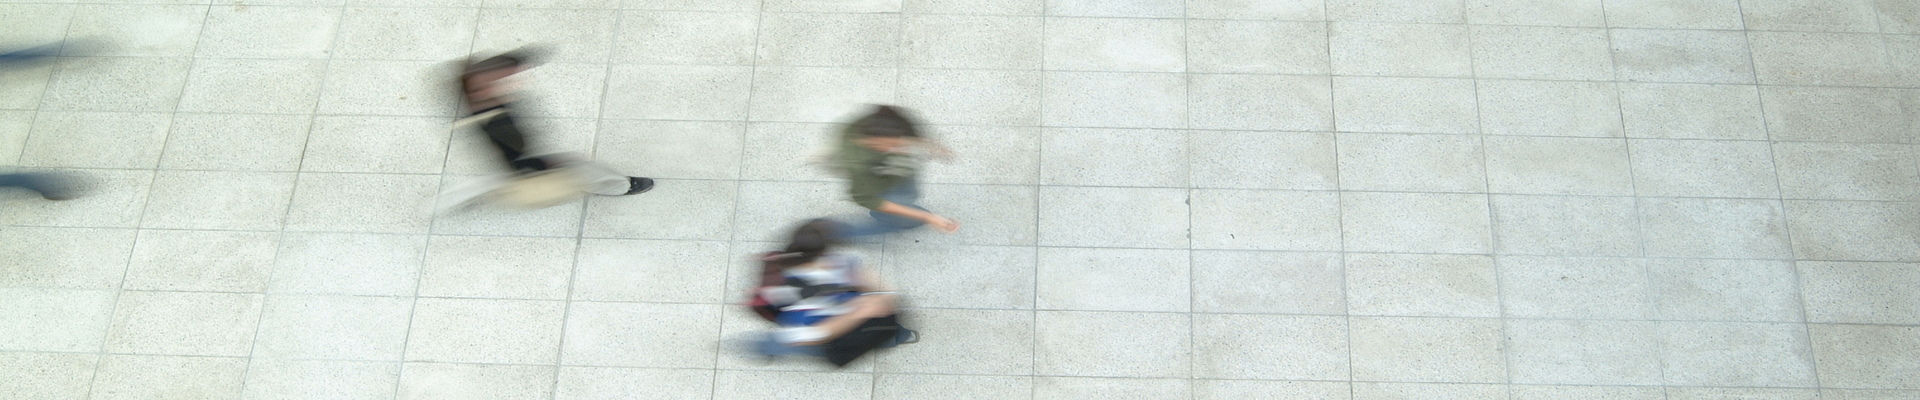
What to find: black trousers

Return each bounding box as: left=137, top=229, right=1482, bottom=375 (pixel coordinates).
left=477, top=107, right=549, bottom=171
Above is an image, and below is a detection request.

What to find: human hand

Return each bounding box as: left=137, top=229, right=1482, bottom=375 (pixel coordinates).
left=924, top=214, right=960, bottom=233
left=926, top=144, right=956, bottom=163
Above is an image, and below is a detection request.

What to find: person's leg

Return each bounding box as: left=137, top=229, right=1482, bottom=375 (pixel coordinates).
left=563, top=158, right=653, bottom=196
left=0, top=172, right=76, bottom=200
left=0, top=43, right=60, bottom=66
left=755, top=332, right=826, bottom=357
left=837, top=177, right=927, bottom=238
left=477, top=110, right=548, bottom=171
left=0, top=173, right=44, bottom=193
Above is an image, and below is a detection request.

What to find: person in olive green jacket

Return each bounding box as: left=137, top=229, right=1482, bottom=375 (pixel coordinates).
left=832, top=105, right=959, bottom=237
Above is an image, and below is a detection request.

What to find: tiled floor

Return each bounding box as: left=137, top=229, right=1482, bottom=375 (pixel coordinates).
left=3, top=0, right=1919, bottom=399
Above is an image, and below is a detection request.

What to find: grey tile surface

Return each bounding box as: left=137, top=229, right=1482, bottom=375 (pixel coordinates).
left=1190, top=189, right=1341, bottom=251
left=1467, top=0, right=1606, bottom=26
left=90, top=354, right=246, bottom=400
left=139, top=170, right=297, bottom=231
left=1041, top=71, right=1186, bottom=129
left=1333, top=76, right=1480, bottom=134
left=1190, top=130, right=1338, bottom=190
left=240, top=359, right=400, bottom=400
left=159, top=113, right=313, bottom=172
left=1603, top=0, right=1746, bottom=29
left=419, top=235, right=576, bottom=300
left=1619, top=83, right=1768, bottom=140
left=1328, top=0, right=1464, bottom=23
left=1186, top=20, right=1328, bottom=74
left=1659, top=321, right=1818, bottom=387
left=1483, top=136, right=1633, bottom=195
left=614, top=10, right=756, bottom=65
left=1043, top=17, right=1185, bottom=73
left=1192, top=314, right=1349, bottom=380
left=269, top=232, right=427, bottom=296
left=1741, top=0, right=1881, bottom=33
left=1190, top=74, right=1333, bottom=131
left=1808, top=324, right=1920, bottom=389
left=1329, top=22, right=1472, bottom=77
left=874, top=308, right=1034, bottom=375
left=1649, top=258, right=1804, bottom=322
left=1507, top=319, right=1662, bottom=385
left=1469, top=25, right=1614, bottom=80
left=0, top=288, right=115, bottom=352
left=1748, top=32, right=1893, bottom=87
left=1345, top=253, right=1500, bottom=317
left=1610, top=28, right=1754, bottom=84
left=397, top=362, right=555, bottom=400
left=1192, top=250, right=1345, bottom=315
left=0, top=351, right=97, bottom=400
left=1039, top=128, right=1187, bottom=188
left=1772, top=142, right=1920, bottom=201
left=404, top=298, right=565, bottom=364
left=1638, top=197, right=1794, bottom=259
left=1341, top=192, right=1492, bottom=254
left=1477, top=79, right=1623, bottom=138
left=21, top=111, right=174, bottom=169
left=1785, top=200, right=1920, bottom=262
left=1337, top=132, right=1485, bottom=193
left=1350, top=316, right=1506, bottom=383
left=897, top=69, right=1042, bottom=126
left=1761, top=86, right=1917, bottom=144
left=1491, top=194, right=1641, bottom=256
left=195, top=5, right=339, bottom=59
left=1799, top=261, right=1920, bottom=325
left=7, top=1, right=1920, bottom=397
left=900, top=15, right=1042, bottom=70
left=1629, top=138, right=1781, bottom=198
left=1038, top=186, right=1189, bottom=248
left=554, top=367, right=713, bottom=400
left=1499, top=256, right=1655, bottom=319
left=124, top=230, right=276, bottom=292
left=1034, top=311, right=1189, bottom=378
left=253, top=295, right=413, bottom=363
left=560, top=302, right=720, bottom=368
left=873, top=374, right=1033, bottom=400
left=176, top=59, right=328, bottom=114
left=1036, top=247, right=1189, bottom=312
left=103, top=290, right=263, bottom=356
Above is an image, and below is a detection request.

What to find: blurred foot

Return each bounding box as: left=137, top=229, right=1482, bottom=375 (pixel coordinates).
left=623, top=177, right=654, bottom=195
left=0, top=42, right=62, bottom=67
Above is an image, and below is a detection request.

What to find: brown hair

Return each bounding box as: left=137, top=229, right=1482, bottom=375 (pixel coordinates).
left=856, top=105, right=920, bottom=138
left=758, top=219, right=842, bottom=287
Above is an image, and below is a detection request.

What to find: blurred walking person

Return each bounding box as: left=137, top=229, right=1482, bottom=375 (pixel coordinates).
left=744, top=219, right=917, bottom=367
left=0, top=172, right=82, bottom=201
left=440, top=50, right=653, bottom=211
left=829, top=105, right=958, bottom=237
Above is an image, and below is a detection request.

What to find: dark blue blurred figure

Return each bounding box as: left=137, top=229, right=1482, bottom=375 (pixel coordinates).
left=2, top=42, right=87, bottom=202
left=0, top=172, right=81, bottom=201
left=0, top=42, right=61, bottom=66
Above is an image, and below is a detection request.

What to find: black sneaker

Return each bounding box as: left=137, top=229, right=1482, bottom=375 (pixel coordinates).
left=624, top=177, right=655, bottom=195
left=897, top=329, right=919, bottom=345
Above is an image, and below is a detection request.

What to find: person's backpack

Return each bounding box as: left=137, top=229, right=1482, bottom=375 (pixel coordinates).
left=745, top=252, right=788, bottom=322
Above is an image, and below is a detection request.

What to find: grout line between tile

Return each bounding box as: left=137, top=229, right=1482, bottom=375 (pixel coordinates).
left=1031, top=4, right=1048, bottom=397
left=229, top=2, right=355, bottom=398
left=77, top=3, right=216, bottom=398
left=1458, top=5, right=1521, bottom=391
left=1739, top=0, right=1827, bottom=388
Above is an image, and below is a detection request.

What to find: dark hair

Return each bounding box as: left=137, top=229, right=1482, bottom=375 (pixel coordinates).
left=459, top=50, right=538, bottom=94
left=758, top=219, right=842, bottom=287
left=856, top=105, right=920, bottom=139
left=463, top=50, right=534, bottom=77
